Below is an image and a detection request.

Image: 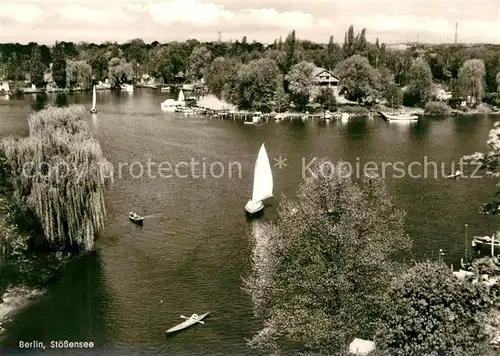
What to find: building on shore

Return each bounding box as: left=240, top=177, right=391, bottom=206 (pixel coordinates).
left=311, top=66, right=340, bottom=97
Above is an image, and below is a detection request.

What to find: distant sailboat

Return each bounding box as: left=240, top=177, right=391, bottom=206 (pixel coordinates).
left=245, top=143, right=273, bottom=216
left=178, top=89, right=185, bottom=102
left=160, top=89, right=186, bottom=112
left=90, top=85, right=97, bottom=113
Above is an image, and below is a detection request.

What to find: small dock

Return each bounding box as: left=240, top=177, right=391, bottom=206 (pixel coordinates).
left=191, top=107, right=366, bottom=123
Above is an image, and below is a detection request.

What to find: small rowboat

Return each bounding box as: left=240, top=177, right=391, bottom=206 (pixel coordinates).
left=446, top=170, right=462, bottom=179
left=128, top=212, right=143, bottom=225
left=166, top=312, right=209, bottom=334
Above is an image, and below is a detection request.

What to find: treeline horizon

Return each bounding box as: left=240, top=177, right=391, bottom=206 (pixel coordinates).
left=2, top=26, right=500, bottom=112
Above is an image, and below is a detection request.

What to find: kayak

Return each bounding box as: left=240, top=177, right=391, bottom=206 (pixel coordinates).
left=166, top=312, right=209, bottom=334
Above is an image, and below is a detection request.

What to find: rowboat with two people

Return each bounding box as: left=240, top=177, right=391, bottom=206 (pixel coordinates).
left=128, top=211, right=144, bottom=224
left=446, top=170, right=462, bottom=179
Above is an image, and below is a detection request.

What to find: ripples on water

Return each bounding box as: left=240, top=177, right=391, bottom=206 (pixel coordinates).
left=0, top=90, right=498, bottom=354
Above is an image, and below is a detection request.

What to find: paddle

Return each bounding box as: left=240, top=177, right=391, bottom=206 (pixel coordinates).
left=180, top=315, right=188, bottom=319
left=198, top=321, right=205, bottom=324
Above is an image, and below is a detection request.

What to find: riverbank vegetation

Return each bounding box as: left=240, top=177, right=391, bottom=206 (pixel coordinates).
left=2, top=26, right=500, bottom=114
left=0, top=105, right=110, bottom=298
left=245, top=160, right=500, bottom=355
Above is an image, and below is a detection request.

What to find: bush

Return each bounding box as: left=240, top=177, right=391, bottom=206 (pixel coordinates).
left=342, top=105, right=369, bottom=114
left=483, top=92, right=498, bottom=106
left=402, top=91, right=420, bottom=107
left=425, top=101, right=450, bottom=115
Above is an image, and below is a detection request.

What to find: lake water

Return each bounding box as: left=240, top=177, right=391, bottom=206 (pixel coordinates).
left=0, top=90, right=498, bottom=355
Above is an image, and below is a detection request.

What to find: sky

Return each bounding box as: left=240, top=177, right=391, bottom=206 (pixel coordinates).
left=1, top=0, right=500, bottom=45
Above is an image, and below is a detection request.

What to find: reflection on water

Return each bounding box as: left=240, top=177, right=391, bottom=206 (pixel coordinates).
left=55, top=93, right=69, bottom=107
left=388, top=120, right=418, bottom=132
left=0, top=251, right=114, bottom=348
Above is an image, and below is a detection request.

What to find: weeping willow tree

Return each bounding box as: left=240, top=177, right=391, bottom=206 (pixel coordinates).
left=1, top=105, right=110, bottom=251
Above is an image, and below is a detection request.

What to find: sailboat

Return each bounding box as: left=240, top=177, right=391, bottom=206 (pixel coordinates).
left=161, top=89, right=186, bottom=112
left=90, top=85, right=97, bottom=113
left=245, top=143, right=273, bottom=216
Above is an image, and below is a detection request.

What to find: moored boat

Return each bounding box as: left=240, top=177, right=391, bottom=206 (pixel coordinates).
left=381, top=111, right=418, bottom=121
left=252, top=111, right=263, bottom=123
left=182, top=107, right=195, bottom=116
left=120, top=84, right=134, bottom=92
left=166, top=312, right=209, bottom=334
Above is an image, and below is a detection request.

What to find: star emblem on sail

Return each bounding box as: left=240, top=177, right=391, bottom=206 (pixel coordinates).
left=274, top=155, right=287, bottom=169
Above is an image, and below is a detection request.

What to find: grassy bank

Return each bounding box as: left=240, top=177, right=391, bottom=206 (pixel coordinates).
left=0, top=105, right=110, bottom=307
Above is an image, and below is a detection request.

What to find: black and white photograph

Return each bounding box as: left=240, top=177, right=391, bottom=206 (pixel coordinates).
left=0, top=0, right=500, bottom=355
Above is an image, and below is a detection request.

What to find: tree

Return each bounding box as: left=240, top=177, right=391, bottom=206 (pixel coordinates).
left=463, top=122, right=500, bottom=214
left=321, top=35, right=343, bottom=71
left=357, top=28, right=368, bottom=55
left=124, top=38, right=147, bottom=65
left=232, top=58, right=280, bottom=111
left=29, top=45, right=45, bottom=87
left=335, top=55, right=381, bottom=103
left=1, top=106, right=110, bottom=251
left=188, top=46, right=212, bottom=80
left=407, top=58, right=433, bottom=105
left=385, top=84, right=403, bottom=108
left=149, top=43, right=187, bottom=83
left=376, top=261, right=494, bottom=355
left=285, top=61, right=316, bottom=110
left=426, top=53, right=449, bottom=82
left=496, top=71, right=500, bottom=93
left=6, top=53, right=22, bottom=81
left=273, top=75, right=289, bottom=112
left=378, top=66, right=395, bottom=94
left=314, top=87, right=337, bottom=110
left=66, top=60, right=92, bottom=90
left=244, top=160, right=411, bottom=354
left=89, top=52, right=108, bottom=82
left=343, top=25, right=356, bottom=57
left=108, top=57, right=133, bottom=87
left=204, top=56, right=239, bottom=99
left=458, top=59, right=486, bottom=102
left=51, top=42, right=67, bottom=88
left=280, top=30, right=298, bottom=73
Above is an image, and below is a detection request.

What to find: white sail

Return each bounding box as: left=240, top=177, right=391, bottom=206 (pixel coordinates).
left=91, top=85, right=96, bottom=109
left=251, top=144, right=273, bottom=203
left=178, top=89, right=185, bottom=102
